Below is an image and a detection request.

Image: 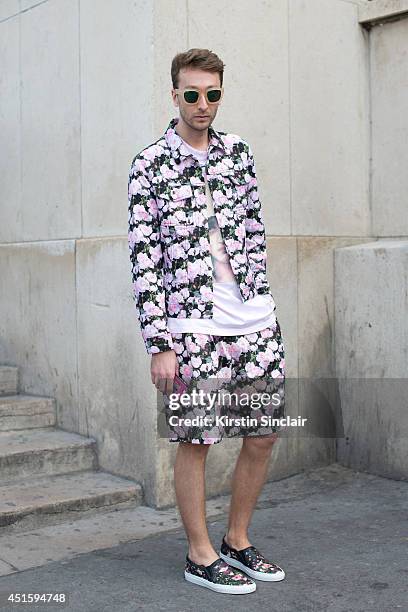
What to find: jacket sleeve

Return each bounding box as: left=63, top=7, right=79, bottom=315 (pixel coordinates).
left=244, top=144, right=272, bottom=296
left=127, top=155, right=174, bottom=355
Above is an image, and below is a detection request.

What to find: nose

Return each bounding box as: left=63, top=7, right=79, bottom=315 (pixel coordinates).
left=197, top=92, right=209, bottom=111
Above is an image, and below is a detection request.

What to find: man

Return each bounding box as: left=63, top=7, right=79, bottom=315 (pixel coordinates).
left=127, top=48, right=286, bottom=595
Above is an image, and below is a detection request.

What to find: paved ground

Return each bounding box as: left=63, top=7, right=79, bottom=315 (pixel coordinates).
left=0, top=463, right=406, bottom=612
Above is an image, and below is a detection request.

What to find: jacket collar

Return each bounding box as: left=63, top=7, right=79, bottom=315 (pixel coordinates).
left=164, top=116, right=226, bottom=158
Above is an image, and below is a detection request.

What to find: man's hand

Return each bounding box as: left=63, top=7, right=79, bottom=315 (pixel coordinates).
left=151, top=349, right=179, bottom=397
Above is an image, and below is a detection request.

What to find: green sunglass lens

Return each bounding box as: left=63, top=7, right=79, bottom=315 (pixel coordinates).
left=184, top=90, right=199, bottom=103
left=207, top=89, right=221, bottom=102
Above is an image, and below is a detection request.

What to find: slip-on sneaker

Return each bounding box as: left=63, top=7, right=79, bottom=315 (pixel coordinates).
left=219, top=535, right=286, bottom=582
left=184, top=554, right=256, bottom=594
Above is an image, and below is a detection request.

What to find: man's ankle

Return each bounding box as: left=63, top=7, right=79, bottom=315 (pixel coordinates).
left=188, top=544, right=219, bottom=567
left=225, top=530, right=251, bottom=551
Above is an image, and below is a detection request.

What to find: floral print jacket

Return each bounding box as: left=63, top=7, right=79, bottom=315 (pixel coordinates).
left=127, top=116, right=273, bottom=354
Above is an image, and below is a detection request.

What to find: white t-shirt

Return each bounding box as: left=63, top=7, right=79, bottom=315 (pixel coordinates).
left=167, top=138, right=277, bottom=335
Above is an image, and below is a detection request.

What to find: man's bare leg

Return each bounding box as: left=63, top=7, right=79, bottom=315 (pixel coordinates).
left=225, top=434, right=277, bottom=549
left=174, top=442, right=219, bottom=566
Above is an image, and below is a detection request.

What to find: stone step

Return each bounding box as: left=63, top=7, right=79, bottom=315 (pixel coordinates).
left=0, top=366, right=18, bottom=396
left=0, top=395, right=56, bottom=431
left=0, top=428, right=97, bottom=481
left=0, top=470, right=143, bottom=528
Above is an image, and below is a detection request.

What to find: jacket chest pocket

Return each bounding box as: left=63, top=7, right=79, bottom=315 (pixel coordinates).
left=214, top=169, right=250, bottom=206
left=157, top=179, right=200, bottom=248
left=220, top=173, right=248, bottom=222
left=156, top=181, right=193, bottom=217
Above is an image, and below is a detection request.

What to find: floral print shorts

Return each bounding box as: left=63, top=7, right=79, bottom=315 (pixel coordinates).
left=160, top=319, right=286, bottom=444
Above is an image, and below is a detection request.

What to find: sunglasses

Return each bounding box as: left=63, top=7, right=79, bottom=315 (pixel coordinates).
left=174, top=87, right=223, bottom=105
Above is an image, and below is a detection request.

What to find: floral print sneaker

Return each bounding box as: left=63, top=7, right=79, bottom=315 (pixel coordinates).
left=184, top=555, right=256, bottom=594
left=219, top=535, right=286, bottom=582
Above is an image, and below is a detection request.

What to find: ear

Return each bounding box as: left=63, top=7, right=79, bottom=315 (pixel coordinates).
left=171, top=90, right=179, bottom=108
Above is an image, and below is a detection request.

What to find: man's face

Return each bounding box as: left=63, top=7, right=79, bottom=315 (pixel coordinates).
left=172, top=68, right=222, bottom=132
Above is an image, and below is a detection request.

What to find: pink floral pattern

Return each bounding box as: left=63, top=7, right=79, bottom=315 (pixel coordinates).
left=162, top=321, right=285, bottom=444
left=128, top=117, right=273, bottom=354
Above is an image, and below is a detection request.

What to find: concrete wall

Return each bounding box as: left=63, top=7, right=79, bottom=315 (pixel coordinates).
left=1, top=0, right=397, bottom=506
left=370, top=16, right=408, bottom=236
left=0, top=0, right=157, bottom=501
left=334, top=10, right=408, bottom=480
left=335, top=240, right=408, bottom=479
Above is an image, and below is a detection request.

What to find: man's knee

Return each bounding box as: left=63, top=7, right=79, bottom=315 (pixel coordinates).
left=243, top=434, right=278, bottom=456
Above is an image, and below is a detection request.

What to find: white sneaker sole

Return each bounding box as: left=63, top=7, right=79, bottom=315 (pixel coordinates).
left=219, top=552, right=286, bottom=582
left=184, top=570, right=256, bottom=594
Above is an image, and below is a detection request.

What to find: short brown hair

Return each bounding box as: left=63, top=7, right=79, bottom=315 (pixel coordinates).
left=171, top=48, right=225, bottom=89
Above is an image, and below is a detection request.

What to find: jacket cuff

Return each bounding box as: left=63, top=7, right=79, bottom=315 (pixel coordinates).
left=144, top=333, right=175, bottom=355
